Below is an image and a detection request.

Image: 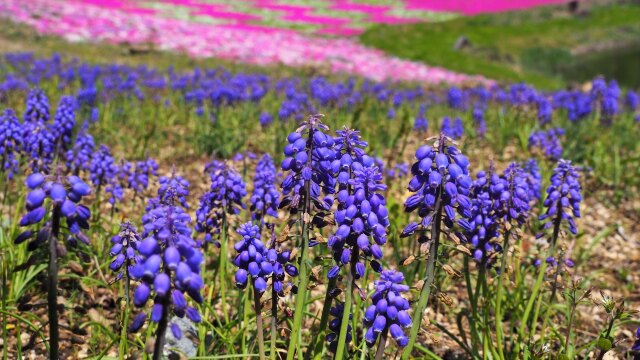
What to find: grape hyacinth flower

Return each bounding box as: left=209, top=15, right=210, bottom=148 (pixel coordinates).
left=89, top=144, right=118, bottom=195
left=528, top=128, right=564, bottom=160
left=232, top=222, right=271, bottom=292
left=128, top=158, right=159, bottom=197
left=413, top=104, right=428, bottom=133
left=328, top=163, right=389, bottom=279
left=259, top=112, right=273, bottom=127
left=539, top=159, right=582, bottom=242
left=110, top=221, right=140, bottom=283
left=326, top=128, right=389, bottom=358
left=0, top=109, right=23, bottom=180
left=441, top=117, right=464, bottom=139
left=110, top=222, right=141, bottom=354
left=401, top=134, right=472, bottom=358
left=472, top=105, right=486, bottom=138
left=65, top=122, right=94, bottom=175
left=23, top=88, right=50, bottom=125
left=250, top=154, right=280, bottom=222
left=523, top=159, right=542, bottom=201
left=22, top=95, right=56, bottom=173
left=281, top=114, right=336, bottom=360
left=196, top=161, right=246, bottom=320
left=16, top=171, right=92, bottom=359
left=537, top=159, right=582, bottom=306
left=364, top=270, right=412, bottom=356
left=132, top=177, right=203, bottom=360
left=50, top=96, right=77, bottom=155
left=156, top=171, right=190, bottom=210
left=232, top=223, right=269, bottom=355
left=466, top=167, right=503, bottom=264
left=196, top=161, right=246, bottom=245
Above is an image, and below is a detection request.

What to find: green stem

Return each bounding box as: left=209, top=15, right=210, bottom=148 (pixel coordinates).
left=374, top=327, right=389, bottom=360
left=334, top=253, right=356, bottom=360
left=48, top=205, right=61, bottom=360
left=401, top=201, right=443, bottom=360
left=119, top=269, right=131, bottom=360
left=305, top=277, right=337, bottom=360
left=219, top=214, right=229, bottom=324
left=253, top=279, right=266, bottom=360
left=494, top=228, right=511, bottom=359
left=270, top=281, right=278, bottom=360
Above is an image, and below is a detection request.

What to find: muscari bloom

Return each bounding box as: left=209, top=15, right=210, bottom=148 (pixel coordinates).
left=233, top=222, right=299, bottom=294
left=50, top=96, right=77, bottom=154
left=259, top=112, right=273, bottom=127
left=528, top=127, right=564, bottom=160
left=196, top=162, right=246, bottom=244
left=472, top=105, right=486, bottom=138
left=22, top=92, right=55, bottom=173
left=363, top=270, right=412, bottom=348
left=250, top=154, right=280, bottom=222
left=16, top=172, right=92, bottom=251
left=441, top=117, right=464, bottom=140
left=466, top=166, right=503, bottom=263
left=538, top=160, right=582, bottom=239
left=23, top=88, right=50, bottom=125
left=0, top=109, right=23, bottom=180
left=413, top=104, right=428, bottom=133
left=232, top=222, right=270, bottom=292
left=88, top=144, right=118, bottom=192
left=522, top=159, right=542, bottom=201
left=65, top=122, right=94, bottom=175
left=128, top=158, right=159, bottom=195
left=110, top=221, right=141, bottom=282
left=131, top=177, right=203, bottom=338
left=280, top=114, right=336, bottom=215
left=403, top=134, right=473, bottom=237
left=327, top=128, right=389, bottom=279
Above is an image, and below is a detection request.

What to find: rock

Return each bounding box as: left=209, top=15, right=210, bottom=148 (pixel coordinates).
left=164, top=316, right=198, bottom=358
left=453, top=36, right=471, bottom=51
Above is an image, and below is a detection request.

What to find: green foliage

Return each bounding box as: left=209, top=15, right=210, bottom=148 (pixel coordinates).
left=360, top=4, right=640, bottom=88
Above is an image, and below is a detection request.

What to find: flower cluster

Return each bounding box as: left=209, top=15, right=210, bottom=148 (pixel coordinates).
left=498, top=163, right=532, bottom=225
left=413, top=104, right=427, bottom=132
left=472, top=105, right=486, bottom=137
left=466, top=167, right=502, bottom=262
left=65, top=123, right=94, bottom=175
left=363, top=270, right=412, bottom=348
left=0, top=109, right=23, bottom=179
left=522, top=159, right=542, bottom=200
left=109, top=221, right=141, bottom=282
left=233, top=222, right=298, bottom=295
left=250, top=154, right=280, bottom=221
left=16, top=172, right=92, bottom=249
left=528, top=127, right=564, bottom=160
left=50, top=96, right=76, bottom=152
left=232, top=223, right=270, bottom=292
left=89, top=144, right=118, bottom=191
left=196, top=162, right=246, bottom=243
left=327, top=129, right=389, bottom=279
left=441, top=117, right=464, bottom=139
left=403, top=134, right=472, bottom=236
left=128, top=158, right=159, bottom=195
left=280, top=114, right=336, bottom=214
left=131, top=177, right=203, bottom=338
left=539, top=159, right=582, bottom=236
left=328, top=161, right=389, bottom=279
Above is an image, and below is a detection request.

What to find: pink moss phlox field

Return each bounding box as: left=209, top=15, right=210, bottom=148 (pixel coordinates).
left=0, top=0, right=493, bottom=85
